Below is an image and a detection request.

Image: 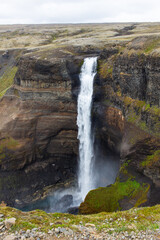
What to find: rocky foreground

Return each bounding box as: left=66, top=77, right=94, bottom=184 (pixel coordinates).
left=0, top=204, right=160, bottom=240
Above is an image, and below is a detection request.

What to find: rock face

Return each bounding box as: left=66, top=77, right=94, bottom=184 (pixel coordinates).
left=80, top=48, right=160, bottom=214
left=0, top=50, right=83, bottom=208
left=113, top=54, right=160, bottom=106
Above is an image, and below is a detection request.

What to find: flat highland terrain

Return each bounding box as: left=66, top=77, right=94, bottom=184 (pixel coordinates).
left=0, top=23, right=160, bottom=52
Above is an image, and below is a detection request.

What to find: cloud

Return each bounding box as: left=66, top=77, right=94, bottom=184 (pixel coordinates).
left=0, top=0, right=159, bottom=24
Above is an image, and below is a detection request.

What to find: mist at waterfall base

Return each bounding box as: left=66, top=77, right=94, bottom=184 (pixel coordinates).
left=21, top=57, right=119, bottom=213
left=22, top=150, right=119, bottom=213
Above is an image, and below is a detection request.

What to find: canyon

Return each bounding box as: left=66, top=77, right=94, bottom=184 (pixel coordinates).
left=0, top=23, right=159, bottom=213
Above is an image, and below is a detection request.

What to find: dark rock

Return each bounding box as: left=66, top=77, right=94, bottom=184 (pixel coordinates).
left=67, top=206, right=79, bottom=215
left=100, top=48, right=118, bottom=59
left=0, top=52, right=82, bottom=207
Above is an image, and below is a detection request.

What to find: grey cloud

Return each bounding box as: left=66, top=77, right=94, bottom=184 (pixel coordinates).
left=0, top=0, right=159, bottom=24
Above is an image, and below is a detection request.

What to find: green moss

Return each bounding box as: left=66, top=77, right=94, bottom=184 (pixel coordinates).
left=116, top=85, right=122, bottom=97
left=120, top=160, right=132, bottom=176
left=126, top=108, right=151, bottom=134
left=79, top=59, right=84, bottom=68
left=135, top=183, right=150, bottom=207
left=141, top=150, right=160, bottom=167
left=107, top=67, right=113, bottom=74
left=127, top=110, right=139, bottom=123
left=79, top=178, right=149, bottom=214
left=145, top=104, right=150, bottom=111
left=124, top=97, right=146, bottom=111
left=121, top=95, right=160, bottom=137
left=124, top=96, right=134, bottom=106
left=0, top=66, right=18, bottom=98
left=133, top=100, right=146, bottom=111
left=139, top=121, right=148, bottom=132
left=0, top=137, right=19, bottom=152
left=0, top=137, right=20, bottom=163
left=12, top=221, right=37, bottom=231
left=99, top=60, right=113, bottom=79
left=151, top=105, right=160, bottom=116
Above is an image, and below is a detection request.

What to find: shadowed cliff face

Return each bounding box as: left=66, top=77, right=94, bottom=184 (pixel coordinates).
left=0, top=51, right=85, bottom=208
left=80, top=48, right=160, bottom=214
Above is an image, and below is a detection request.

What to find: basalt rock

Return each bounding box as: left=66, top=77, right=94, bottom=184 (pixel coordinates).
left=80, top=49, right=160, bottom=214
left=0, top=50, right=84, bottom=208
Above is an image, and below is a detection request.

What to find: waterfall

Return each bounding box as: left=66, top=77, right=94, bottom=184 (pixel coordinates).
left=77, top=57, right=97, bottom=200
left=21, top=56, right=120, bottom=213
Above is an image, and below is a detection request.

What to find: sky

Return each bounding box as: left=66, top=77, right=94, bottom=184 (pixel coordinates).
left=0, top=0, right=160, bottom=24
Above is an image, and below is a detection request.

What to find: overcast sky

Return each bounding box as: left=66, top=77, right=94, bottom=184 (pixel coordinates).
left=0, top=0, right=160, bottom=24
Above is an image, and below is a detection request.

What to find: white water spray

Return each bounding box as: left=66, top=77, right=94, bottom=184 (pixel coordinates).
left=77, top=57, right=97, bottom=200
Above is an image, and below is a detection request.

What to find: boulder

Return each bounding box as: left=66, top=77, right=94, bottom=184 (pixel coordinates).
left=4, top=218, right=16, bottom=229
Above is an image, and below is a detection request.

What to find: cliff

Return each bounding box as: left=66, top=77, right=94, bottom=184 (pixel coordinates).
left=80, top=43, right=160, bottom=214
left=0, top=49, right=84, bottom=208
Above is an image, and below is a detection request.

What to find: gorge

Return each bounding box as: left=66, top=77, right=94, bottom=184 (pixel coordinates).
left=0, top=23, right=159, bottom=215
left=20, top=56, right=119, bottom=213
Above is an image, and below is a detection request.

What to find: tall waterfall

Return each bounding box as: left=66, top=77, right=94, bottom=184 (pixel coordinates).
left=21, top=56, right=120, bottom=213
left=77, top=57, right=97, bottom=200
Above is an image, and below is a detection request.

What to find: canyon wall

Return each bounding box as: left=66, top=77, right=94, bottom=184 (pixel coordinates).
left=0, top=43, right=159, bottom=212
left=0, top=50, right=83, bottom=208
left=80, top=48, right=160, bottom=213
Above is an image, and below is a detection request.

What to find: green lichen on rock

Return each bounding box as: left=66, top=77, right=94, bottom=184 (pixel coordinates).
left=79, top=178, right=149, bottom=214
left=0, top=66, right=18, bottom=98
left=122, top=96, right=160, bottom=137
left=0, top=137, right=20, bottom=162
left=141, top=150, right=160, bottom=167
left=0, top=137, right=19, bottom=151
left=98, top=59, right=113, bottom=79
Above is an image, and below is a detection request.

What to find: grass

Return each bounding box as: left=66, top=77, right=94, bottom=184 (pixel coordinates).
left=121, top=96, right=160, bottom=137
left=0, top=66, right=18, bottom=98
left=144, top=38, right=160, bottom=53
left=98, top=60, right=113, bottom=79
left=0, top=204, right=159, bottom=234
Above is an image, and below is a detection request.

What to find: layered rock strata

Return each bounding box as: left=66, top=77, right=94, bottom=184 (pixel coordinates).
left=80, top=48, right=160, bottom=214
left=0, top=50, right=83, bottom=208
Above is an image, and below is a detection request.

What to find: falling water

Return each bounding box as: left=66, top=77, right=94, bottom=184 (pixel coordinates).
left=77, top=57, right=97, bottom=200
